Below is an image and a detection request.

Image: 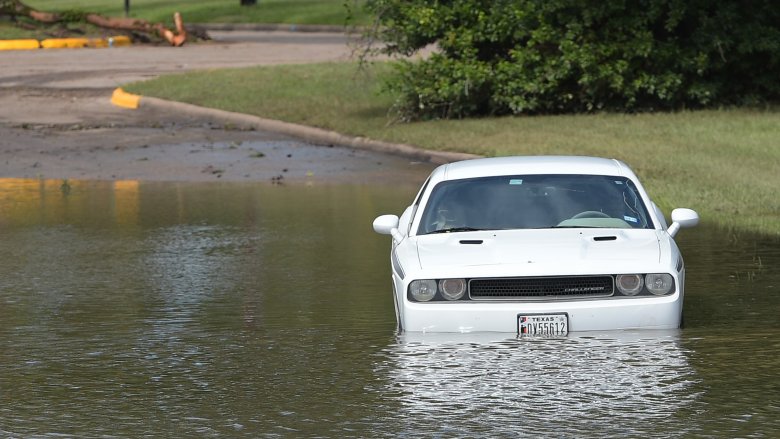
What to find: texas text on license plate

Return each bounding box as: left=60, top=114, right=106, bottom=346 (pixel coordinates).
left=517, top=313, right=569, bottom=336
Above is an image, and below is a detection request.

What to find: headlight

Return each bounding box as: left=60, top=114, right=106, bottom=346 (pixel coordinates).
left=439, top=279, right=466, bottom=301
left=616, top=274, right=643, bottom=296
left=409, top=280, right=437, bottom=302
left=645, top=274, right=674, bottom=295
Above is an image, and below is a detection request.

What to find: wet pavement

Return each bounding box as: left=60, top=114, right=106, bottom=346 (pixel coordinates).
left=0, top=30, right=415, bottom=183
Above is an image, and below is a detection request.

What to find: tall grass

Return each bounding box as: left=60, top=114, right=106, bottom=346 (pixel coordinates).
left=126, top=61, right=780, bottom=235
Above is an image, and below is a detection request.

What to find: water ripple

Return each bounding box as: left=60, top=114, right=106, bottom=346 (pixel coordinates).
left=372, top=331, right=702, bottom=437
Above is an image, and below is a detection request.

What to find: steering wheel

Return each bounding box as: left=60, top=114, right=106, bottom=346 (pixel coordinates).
left=571, top=210, right=611, bottom=219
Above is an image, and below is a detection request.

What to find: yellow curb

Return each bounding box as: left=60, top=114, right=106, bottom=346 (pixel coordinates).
left=41, top=38, right=90, bottom=49
left=108, top=36, right=132, bottom=47
left=8, top=36, right=133, bottom=50
left=111, top=88, right=141, bottom=110
left=88, top=38, right=109, bottom=48
left=87, top=36, right=132, bottom=48
left=0, top=39, right=41, bottom=50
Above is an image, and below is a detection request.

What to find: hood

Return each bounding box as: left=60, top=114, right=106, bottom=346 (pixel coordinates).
left=415, top=229, right=661, bottom=270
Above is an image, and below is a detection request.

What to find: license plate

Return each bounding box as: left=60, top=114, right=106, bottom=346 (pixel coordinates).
left=518, top=313, right=568, bottom=336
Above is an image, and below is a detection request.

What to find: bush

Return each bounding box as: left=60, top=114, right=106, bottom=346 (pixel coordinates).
left=365, top=0, right=780, bottom=120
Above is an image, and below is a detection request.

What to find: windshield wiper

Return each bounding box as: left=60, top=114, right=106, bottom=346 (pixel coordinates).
left=426, top=227, right=484, bottom=234
left=549, top=225, right=603, bottom=229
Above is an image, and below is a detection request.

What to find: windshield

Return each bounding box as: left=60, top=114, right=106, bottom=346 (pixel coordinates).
left=417, top=174, right=654, bottom=234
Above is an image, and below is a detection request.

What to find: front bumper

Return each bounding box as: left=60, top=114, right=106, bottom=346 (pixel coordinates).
left=400, top=293, right=682, bottom=333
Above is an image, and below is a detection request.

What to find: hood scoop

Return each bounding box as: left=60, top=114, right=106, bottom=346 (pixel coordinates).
left=593, top=236, right=617, bottom=241
left=459, top=239, right=484, bottom=245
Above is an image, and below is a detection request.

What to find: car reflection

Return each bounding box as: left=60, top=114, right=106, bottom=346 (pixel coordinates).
left=374, top=330, right=702, bottom=437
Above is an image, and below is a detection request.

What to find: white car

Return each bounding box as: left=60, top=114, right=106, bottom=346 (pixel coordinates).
left=373, top=156, right=699, bottom=334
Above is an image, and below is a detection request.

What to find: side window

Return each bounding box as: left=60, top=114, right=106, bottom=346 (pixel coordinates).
left=622, top=179, right=654, bottom=229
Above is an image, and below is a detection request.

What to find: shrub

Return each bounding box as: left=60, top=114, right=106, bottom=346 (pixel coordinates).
left=365, top=0, right=780, bottom=120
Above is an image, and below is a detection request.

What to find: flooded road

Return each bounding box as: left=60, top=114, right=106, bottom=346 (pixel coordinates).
left=0, top=177, right=777, bottom=437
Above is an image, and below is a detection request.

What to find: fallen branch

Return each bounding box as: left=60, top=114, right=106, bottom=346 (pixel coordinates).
left=84, top=11, right=187, bottom=46
left=0, top=0, right=188, bottom=46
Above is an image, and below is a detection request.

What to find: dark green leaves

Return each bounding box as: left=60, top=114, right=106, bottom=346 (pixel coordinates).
left=365, top=0, right=780, bottom=119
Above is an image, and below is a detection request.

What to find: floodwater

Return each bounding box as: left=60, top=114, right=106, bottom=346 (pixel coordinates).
left=0, top=177, right=777, bottom=437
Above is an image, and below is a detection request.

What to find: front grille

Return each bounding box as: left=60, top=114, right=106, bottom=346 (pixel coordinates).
left=469, top=276, right=614, bottom=300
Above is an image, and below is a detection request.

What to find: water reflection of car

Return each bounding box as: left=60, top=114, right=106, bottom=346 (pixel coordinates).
left=373, top=156, right=699, bottom=334
left=377, top=331, right=698, bottom=436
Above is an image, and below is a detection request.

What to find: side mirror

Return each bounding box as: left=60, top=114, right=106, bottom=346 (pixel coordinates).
left=667, top=208, right=699, bottom=237
left=373, top=215, right=399, bottom=235
left=373, top=214, right=403, bottom=243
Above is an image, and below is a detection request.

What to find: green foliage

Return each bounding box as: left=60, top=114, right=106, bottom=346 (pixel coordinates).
left=365, top=0, right=780, bottom=119
left=58, top=9, right=87, bottom=22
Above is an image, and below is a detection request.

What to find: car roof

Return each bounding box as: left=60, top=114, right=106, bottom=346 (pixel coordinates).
left=436, top=156, right=632, bottom=182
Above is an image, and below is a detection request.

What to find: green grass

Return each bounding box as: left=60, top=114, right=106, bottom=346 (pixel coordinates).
left=0, top=20, right=112, bottom=40
left=1, top=1, right=367, bottom=40
left=22, top=0, right=369, bottom=26
left=0, top=21, right=37, bottom=39
left=126, top=61, right=778, bottom=236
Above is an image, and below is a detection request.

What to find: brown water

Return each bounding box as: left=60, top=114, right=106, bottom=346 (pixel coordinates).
left=0, top=179, right=777, bottom=437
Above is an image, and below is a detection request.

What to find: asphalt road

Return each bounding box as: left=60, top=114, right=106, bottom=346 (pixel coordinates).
left=0, top=31, right=358, bottom=124
left=0, top=30, right=432, bottom=183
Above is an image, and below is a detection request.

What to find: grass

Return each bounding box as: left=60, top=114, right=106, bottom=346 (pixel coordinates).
left=22, top=0, right=369, bottom=26
left=125, top=61, right=780, bottom=236
left=1, top=0, right=368, bottom=40
left=0, top=20, right=110, bottom=40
